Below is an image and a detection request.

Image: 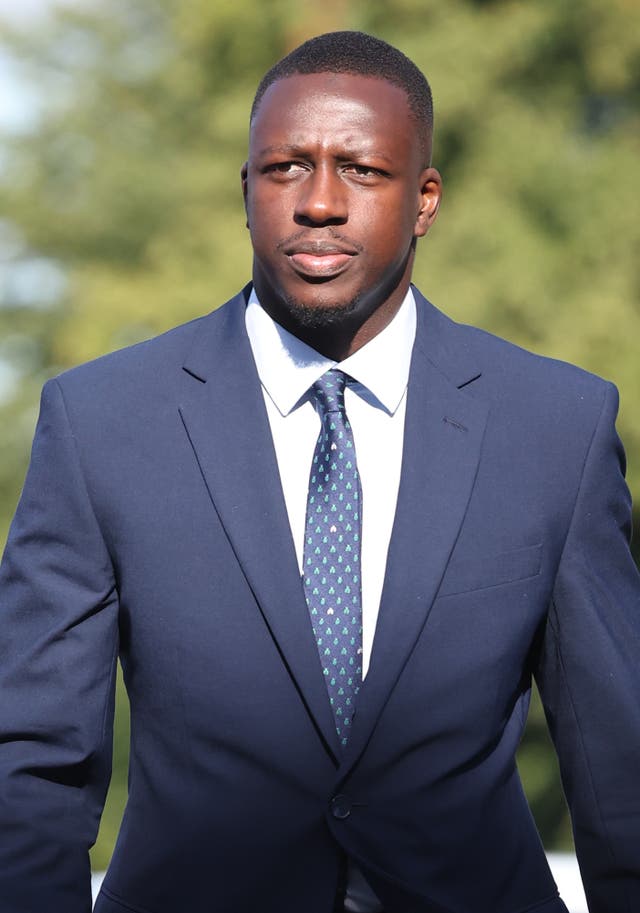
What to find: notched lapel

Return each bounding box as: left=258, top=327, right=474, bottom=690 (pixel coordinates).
left=179, top=291, right=340, bottom=759
left=341, top=295, right=489, bottom=771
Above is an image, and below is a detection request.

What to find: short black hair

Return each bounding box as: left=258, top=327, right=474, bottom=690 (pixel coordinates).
left=251, top=31, right=433, bottom=160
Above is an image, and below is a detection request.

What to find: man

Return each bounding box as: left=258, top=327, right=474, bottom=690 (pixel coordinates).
left=0, top=30, right=639, bottom=913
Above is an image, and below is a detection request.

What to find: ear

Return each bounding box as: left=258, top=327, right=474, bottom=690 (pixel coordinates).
left=240, top=162, right=249, bottom=227
left=414, top=167, right=442, bottom=238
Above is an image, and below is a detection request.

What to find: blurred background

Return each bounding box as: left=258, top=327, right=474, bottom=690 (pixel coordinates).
left=1, top=0, right=639, bottom=877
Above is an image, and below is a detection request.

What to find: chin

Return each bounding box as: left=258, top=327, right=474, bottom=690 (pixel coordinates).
left=282, top=292, right=362, bottom=331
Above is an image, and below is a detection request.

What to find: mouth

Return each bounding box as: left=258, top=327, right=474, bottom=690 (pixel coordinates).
left=284, top=241, right=358, bottom=278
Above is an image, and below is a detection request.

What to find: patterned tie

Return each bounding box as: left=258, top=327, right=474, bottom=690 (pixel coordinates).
left=303, top=369, right=363, bottom=748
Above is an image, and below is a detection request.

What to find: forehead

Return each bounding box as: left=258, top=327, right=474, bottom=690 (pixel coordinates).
left=250, top=72, right=417, bottom=156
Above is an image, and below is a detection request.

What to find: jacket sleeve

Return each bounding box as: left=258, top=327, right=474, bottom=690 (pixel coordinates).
left=0, top=378, right=119, bottom=913
left=536, top=381, right=640, bottom=913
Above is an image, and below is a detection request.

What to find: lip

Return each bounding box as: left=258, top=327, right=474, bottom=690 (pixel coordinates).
left=285, top=242, right=358, bottom=278
left=288, top=251, right=354, bottom=276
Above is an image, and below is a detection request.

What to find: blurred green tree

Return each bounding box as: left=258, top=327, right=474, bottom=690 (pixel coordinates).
left=1, top=0, right=638, bottom=870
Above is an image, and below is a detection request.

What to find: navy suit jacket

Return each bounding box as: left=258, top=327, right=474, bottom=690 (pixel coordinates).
left=1, top=286, right=639, bottom=913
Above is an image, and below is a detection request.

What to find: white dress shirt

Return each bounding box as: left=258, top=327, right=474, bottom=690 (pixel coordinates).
left=245, top=286, right=417, bottom=912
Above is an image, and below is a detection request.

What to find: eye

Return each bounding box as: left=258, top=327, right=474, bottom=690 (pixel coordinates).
left=342, top=163, right=388, bottom=181
left=263, top=161, right=308, bottom=178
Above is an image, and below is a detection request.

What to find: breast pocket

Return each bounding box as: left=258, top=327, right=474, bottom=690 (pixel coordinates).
left=438, top=543, right=543, bottom=598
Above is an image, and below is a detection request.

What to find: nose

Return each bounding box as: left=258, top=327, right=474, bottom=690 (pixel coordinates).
left=294, top=165, right=347, bottom=226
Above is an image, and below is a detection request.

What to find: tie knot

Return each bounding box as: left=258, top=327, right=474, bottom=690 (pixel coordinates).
left=312, top=369, right=347, bottom=416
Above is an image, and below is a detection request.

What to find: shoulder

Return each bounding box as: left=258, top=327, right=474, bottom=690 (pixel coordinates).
left=48, top=289, right=247, bottom=406
left=413, top=289, right=613, bottom=421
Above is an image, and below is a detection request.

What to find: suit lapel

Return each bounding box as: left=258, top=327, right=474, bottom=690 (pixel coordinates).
left=178, top=287, right=488, bottom=769
left=341, top=290, right=489, bottom=771
left=179, top=289, right=341, bottom=759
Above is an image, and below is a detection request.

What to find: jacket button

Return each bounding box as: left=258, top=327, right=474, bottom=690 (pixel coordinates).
left=330, top=794, right=352, bottom=819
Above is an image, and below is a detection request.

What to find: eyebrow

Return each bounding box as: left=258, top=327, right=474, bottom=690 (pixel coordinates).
left=255, top=143, right=394, bottom=164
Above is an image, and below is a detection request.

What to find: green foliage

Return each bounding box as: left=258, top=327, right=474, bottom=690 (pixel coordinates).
left=1, top=0, right=638, bottom=865
left=90, top=663, right=130, bottom=872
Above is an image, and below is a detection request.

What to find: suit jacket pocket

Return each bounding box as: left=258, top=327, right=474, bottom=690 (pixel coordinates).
left=438, top=543, right=542, bottom=598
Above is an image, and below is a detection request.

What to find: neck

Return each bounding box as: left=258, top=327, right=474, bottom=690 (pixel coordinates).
left=256, top=283, right=411, bottom=361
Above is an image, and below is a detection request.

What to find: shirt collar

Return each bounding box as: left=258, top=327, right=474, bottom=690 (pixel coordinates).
left=245, top=286, right=416, bottom=417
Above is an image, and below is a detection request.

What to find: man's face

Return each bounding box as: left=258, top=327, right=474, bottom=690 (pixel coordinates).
left=242, top=72, right=441, bottom=351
